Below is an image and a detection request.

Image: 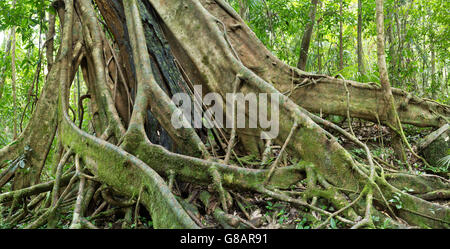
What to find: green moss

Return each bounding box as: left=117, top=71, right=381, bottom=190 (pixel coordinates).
left=60, top=120, right=199, bottom=228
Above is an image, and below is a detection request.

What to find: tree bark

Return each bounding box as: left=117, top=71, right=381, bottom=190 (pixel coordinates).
left=0, top=0, right=448, bottom=230
left=238, top=0, right=249, bottom=21
left=338, top=0, right=344, bottom=71
left=46, top=12, right=56, bottom=72
left=11, top=23, right=17, bottom=140
left=430, top=35, right=437, bottom=99
left=357, top=0, right=365, bottom=77
left=375, top=0, right=407, bottom=162
left=0, top=29, right=13, bottom=99
left=297, top=0, right=319, bottom=71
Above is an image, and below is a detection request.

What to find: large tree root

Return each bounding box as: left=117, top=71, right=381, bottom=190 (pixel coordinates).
left=204, top=0, right=449, bottom=128
left=148, top=0, right=449, bottom=228
left=0, top=0, right=448, bottom=229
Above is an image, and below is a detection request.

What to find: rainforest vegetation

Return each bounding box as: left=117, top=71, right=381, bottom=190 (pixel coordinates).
left=0, top=0, right=448, bottom=229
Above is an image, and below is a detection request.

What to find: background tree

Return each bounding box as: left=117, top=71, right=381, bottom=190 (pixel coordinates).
left=297, top=0, right=319, bottom=70
left=338, top=0, right=344, bottom=71
left=357, top=0, right=365, bottom=77
left=375, top=0, right=407, bottom=163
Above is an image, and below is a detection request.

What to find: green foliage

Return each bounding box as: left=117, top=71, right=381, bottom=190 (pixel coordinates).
left=0, top=1, right=54, bottom=146
left=276, top=209, right=288, bottom=224
left=0, top=0, right=51, bottom=45
left=436, top=154, right=450, bottom=172
left=329, top=217, right=337, bottom=229
left=372, top=216, right=395, bottom=229
left=295, top=217, right=311, bottom=229
left=265, top=200, right=283, bottom=211
left=388, top=192, right=403, bottom=209
left=227, top=0, right=449, bottom=103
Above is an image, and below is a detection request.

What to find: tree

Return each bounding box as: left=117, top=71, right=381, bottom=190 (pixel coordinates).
left=238, top=0, right=250, bottom=21
left=357, top=0, right=366, bottom=77
left=10, top=0, right=17, bottom=140
left=338, top=0, right=344, bottom=71
left=0, top=0, right=448, bottom=229
left=0, top=29, right=13, bottom=99
left=297, top=0, right=319, bottom=70
left=375, top=0, right=407, bottom=164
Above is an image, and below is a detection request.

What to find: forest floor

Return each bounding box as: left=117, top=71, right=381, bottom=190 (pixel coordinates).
left=18, top=118, right=444, bottom=230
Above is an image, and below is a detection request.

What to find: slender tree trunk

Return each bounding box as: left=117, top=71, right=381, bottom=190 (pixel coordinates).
left=386, top=10, right=396, bottom=86
left=444, top=66, right=449, bottom=96
left=405, top=41, right=417, bottom=91
left=421, top=13, right=427, bottom=95
left=317, top=16, right=322, bottom=73
left=46, top=12, right=56, bottom=72
left=357, top=0, right=365, bottom=77
left=338, top=0, right=344, bottom=71
left=297, top=0, right=319, bottom=70
left=11, top=0, right=17, bottom=139
left=375, top=0, right=406, bottom=163
left=0, top=30, right=12, bottom=56
left=261, top=0, right=275, bottom=47
left=393, top=0, right=403, bottom=87
left=430, top=36, right=436, bottom=99
left=238, top=0, right=249, bottom=21
left=0, top=29, right=13, bottom=99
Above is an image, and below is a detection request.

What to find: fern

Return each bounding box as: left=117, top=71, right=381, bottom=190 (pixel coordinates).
left=436, top=154, right=450, bottom=171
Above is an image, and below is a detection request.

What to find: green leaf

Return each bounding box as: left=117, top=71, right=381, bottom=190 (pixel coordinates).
left=330, top=218, right=337, bottom=229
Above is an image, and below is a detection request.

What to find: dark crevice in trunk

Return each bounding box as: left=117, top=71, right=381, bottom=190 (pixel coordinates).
left=96, top=0, right=207, bottom=152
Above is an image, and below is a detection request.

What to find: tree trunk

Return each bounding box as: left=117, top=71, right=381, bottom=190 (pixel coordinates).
left=0, top=29, right=13, bottom=99
left=262, top=0, right=275, bottom=47
left=46, top=12, right=56, bottom=72
left=393, top=0, right=407, bottom=89
left=317, top=10, right=322, bottom=74
left=238, top=0, right=249, bottom=21
left=357, top=0, right=365, bottom=77
left=338, top=0, right=344, bottom=71
left=297, top=0, right=319, bottom=71
left=431, top=38, right=437, bottom=99
left=375, top=0, right=407, bottom=162
left=11, top=23, right=17, bottom=140
left=0, top=0, right=448, bottom=230
left=386, top=9, right=396, bottom=86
